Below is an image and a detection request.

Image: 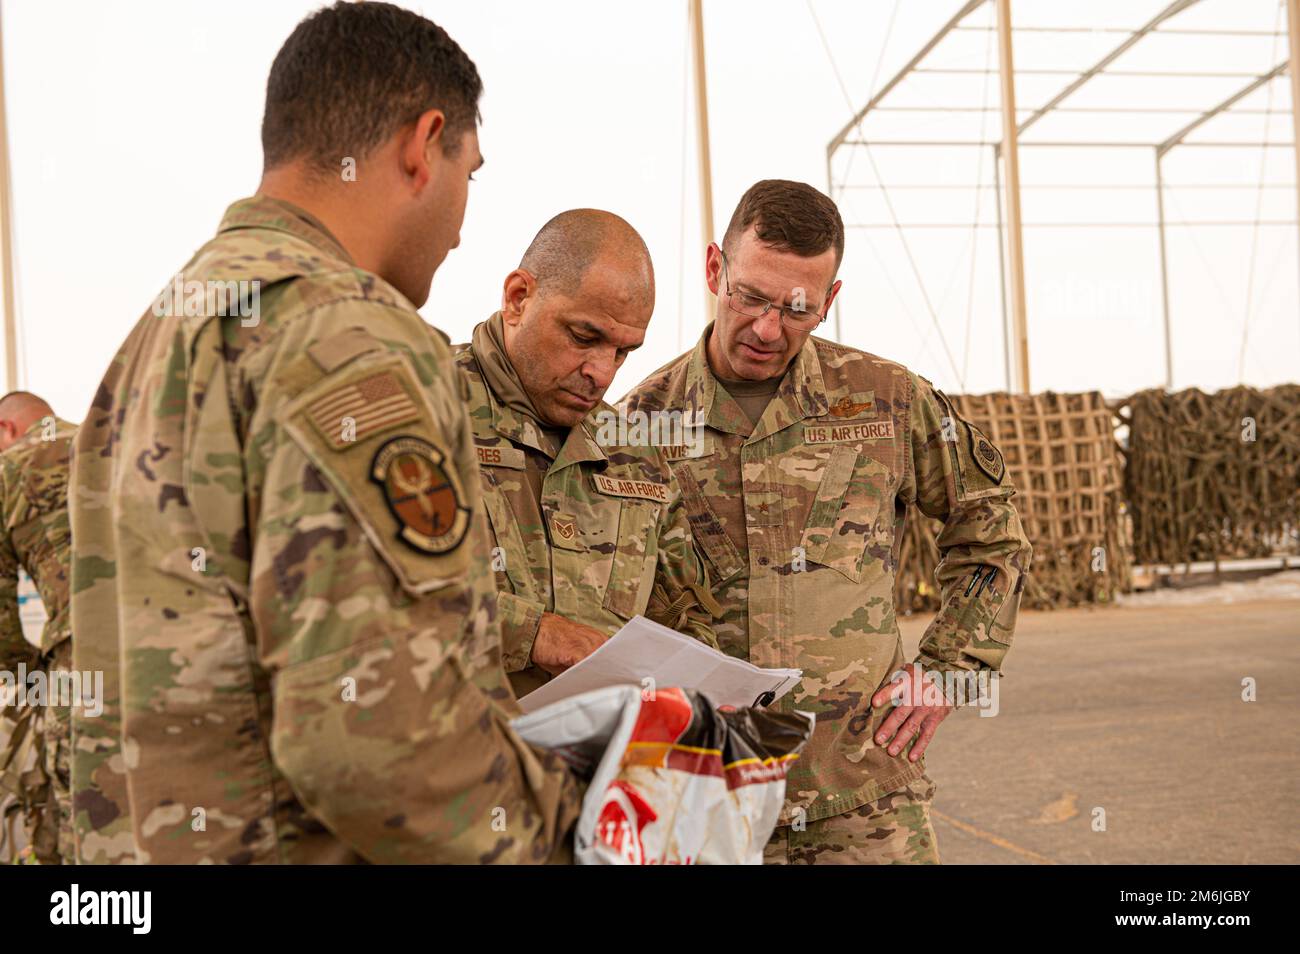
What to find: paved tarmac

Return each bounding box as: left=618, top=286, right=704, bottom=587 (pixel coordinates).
left=898, top=597, right=1300, bottom=864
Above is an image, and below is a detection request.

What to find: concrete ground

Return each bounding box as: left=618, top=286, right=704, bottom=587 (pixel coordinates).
left=898, top=596, right=1300, bottom=864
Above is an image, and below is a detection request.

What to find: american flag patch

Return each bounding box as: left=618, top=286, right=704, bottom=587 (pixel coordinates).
left=307, top=370, right=420, bottom=449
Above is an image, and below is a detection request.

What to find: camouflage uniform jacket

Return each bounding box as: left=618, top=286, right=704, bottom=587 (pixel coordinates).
left=453, top=332, right=719, bottom=698
left=69, top=196, right=580, bottom=864
left=620, top=327, right=1032, bottom=825
left=0, top=417, right=76, bottom=863
left=0, top=417, right=75, bottom=663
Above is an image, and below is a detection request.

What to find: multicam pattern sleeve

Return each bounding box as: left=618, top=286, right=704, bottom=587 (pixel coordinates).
left=69, top=195, right=580, bottom=864
left=903, top=374, right=1033, bottom=673
left=0, top=461, right=27, bottom=671
left=250, top=302, right=582, bottom=863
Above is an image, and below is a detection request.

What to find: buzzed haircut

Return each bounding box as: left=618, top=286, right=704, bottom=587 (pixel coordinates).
left=262, top=2, right=482, bottom=173
left=722, top=179, right=846, bottom=274
left=0, top=390, right=51, bottom=419
left=519, top=209, right=654, bottom=305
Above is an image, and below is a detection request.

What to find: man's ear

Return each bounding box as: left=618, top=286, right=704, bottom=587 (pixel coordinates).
left=705, top=242, right=723, bottom=295
left=823, top=278, right=843, bottom=316
left=501, top=269, right=537, bottom=322
left=400, top=108, right=447, bottom=192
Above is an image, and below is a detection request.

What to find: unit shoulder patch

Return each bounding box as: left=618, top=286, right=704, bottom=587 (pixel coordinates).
left=370, top=436, right=470, bottom=554
left=968, top=425, right=1005, bottom=484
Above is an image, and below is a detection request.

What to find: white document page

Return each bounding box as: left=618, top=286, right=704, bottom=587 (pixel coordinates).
left=517, top=615, right=802, bottom=714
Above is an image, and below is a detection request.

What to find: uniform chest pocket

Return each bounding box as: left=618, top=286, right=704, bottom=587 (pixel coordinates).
left=800, top=445, right=893, bottom=584
left=602, top=500, right=660, bottom=619
left=672, top=464, right=745, bottom=585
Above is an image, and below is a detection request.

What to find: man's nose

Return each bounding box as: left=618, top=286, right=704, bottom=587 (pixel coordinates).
left=751, top=309, right=785, bottom=343
left=582, top=351, right=616, bottom=393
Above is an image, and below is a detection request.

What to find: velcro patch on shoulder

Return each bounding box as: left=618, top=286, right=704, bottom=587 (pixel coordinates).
left=968, top=424, right=1005, bottom=484
left=306, top=369, right=421, bottom=449
left=475, top=443, right=526, bottom=470
left=281, top=352, right=473, bottom=595
left=592, top=473, right=670, bottom=503
left=307, top=327, right=385, bottom=373
left=370, top=436, right=470, bottom=554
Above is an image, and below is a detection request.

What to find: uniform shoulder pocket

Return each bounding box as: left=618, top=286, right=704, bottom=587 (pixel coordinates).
left=934, top=389, right=1010, bottom=503
left=279, top=351, right=474, bottom=596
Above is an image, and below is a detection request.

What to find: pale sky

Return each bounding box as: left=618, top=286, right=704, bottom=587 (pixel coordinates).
left=3, top=0, right=1297, bottom=423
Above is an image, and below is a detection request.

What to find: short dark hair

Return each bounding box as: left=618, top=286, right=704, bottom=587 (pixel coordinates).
left=261, top=2, right=482, bottom=173
left=721, top=179, right=845, bottom=272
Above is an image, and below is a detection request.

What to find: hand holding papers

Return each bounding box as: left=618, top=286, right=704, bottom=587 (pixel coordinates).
left=517, top=615, right=802, bottom=714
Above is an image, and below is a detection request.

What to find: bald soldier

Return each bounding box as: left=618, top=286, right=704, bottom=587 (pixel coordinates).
left=620, top=180, right=1032, bottom=864
left=454, top=210, right=719, bottom=698
left=70, top=2, right=579, bottom=864
left=0, top=392, right=76, bottom=864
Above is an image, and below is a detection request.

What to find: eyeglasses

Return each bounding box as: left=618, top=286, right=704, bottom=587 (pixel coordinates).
left=717, top=248, right=831, bottom=330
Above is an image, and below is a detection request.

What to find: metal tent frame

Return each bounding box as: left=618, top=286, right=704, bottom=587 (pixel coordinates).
left=826, top=0, right=1300, bottom=393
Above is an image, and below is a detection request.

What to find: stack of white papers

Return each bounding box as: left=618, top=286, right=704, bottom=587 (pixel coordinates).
left=517, top=615, right=802, bottom=714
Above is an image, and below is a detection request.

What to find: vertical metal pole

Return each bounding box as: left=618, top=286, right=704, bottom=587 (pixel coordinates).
left=690, top=0, right=717, bottom=323
left=993, top=143, right=1012, bottom=392
left=828, top=147, right=842, bottom=342
left=0, top=7, right=18, bottom=391
left=995, top=0, right=1031, bottom=393
left=1286, top=0, right=1300, bottom=323
left=1154, top=149, right=1175, bottom=389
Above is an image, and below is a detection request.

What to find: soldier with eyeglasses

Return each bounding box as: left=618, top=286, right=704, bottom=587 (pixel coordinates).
left=618, top=179, right=1032, bottom=864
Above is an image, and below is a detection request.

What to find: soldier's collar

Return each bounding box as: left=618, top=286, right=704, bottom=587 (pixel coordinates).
left=217, top=196, right=355, bottom=266
left=477, top=373, right=560, bottom=458
left=479, top=361, right=609, bottom=469
left=767, top=334, right=829, bottom=428
left=550, top=408, right=611, bottom=474
left=687, top=325, right=828, bottom=436
left=16, top=416, right=72, bottom=442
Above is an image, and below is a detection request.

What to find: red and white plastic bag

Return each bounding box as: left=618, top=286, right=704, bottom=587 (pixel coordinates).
left=511, top=685, right=813, bottom=864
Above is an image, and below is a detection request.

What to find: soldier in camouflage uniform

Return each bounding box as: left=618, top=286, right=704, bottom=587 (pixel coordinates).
left=620, top=180, right=1032, bottom=864
left=453, top=210, right=719, bottom=699
left=0, top=393, right=75, bottom=864
left=69, top=3, right=580, bottom=864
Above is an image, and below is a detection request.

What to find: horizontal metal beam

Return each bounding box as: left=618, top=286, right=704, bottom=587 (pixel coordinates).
left=846, top=220, right=1300, bottom=229
left=827, top=0, right=987, bottom=156
left=955, top=25, right=1286, bottom=36
left=839, top=138, right=1296, bottom=149
left=1157, top=61, right=1291, bottom=155
left=1016, top=0, right=1201, bottom=137
left=872, top=105, right=1289, bottom=114
left=915, top=68, right=1264, bottom=78
left=836, top=182, right=1297, bottom=190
